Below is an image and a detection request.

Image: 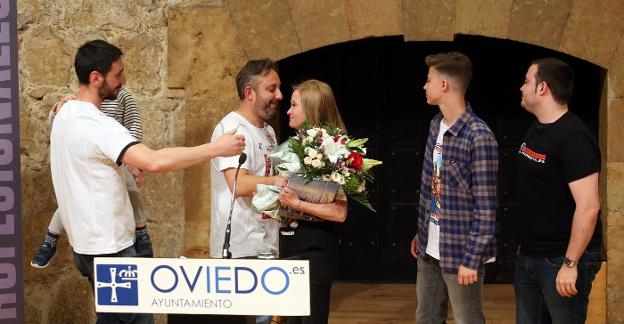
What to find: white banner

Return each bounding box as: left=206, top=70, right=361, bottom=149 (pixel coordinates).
left=93, top=257, right=310, bottom=316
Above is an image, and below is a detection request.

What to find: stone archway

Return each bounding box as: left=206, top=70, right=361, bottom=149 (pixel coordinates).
left=168, top=1, right=624, bottom=321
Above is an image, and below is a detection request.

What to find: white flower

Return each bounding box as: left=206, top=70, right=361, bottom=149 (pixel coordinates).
left=322, top=137, right=350, bottom=163
left=320, top=129, right=330, bottom=138
left=303, top=156, right=313, bottom=165
left=356, top=184, right=366, bottom=193
left=306, top=128, right=318, bottom=138
left=311, top=159, right=323, bottom=169
left=331, top=171, right=345, bottom=185
left=305, top=148, right=318, bottom=159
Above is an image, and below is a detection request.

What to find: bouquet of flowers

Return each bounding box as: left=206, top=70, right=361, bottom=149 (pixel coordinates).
left=252, top=123, right=382, bottom=221
left=286, top=124, right=382, bottom=211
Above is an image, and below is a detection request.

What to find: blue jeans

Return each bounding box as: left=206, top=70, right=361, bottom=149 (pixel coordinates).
left=73, top=245, right=154, bottom=324
left=514, top=251, right=602, bottom=324
left=416, top=254, right=485, bottom=324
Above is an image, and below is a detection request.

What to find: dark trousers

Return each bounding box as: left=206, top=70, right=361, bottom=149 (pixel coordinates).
left=514, top=250, right=602, bottom=324
left=73, top=246, right=154, bottom=324
left=285, top=252, right=337, bottom=324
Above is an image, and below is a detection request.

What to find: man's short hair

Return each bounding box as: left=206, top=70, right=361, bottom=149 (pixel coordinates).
left=74, top=40, right=123, bottom=85
left=235, top=59, right=278, bottom=99
left=425, top=52, right=473, bottom=93
left=530, top=57, right=574, bottom=105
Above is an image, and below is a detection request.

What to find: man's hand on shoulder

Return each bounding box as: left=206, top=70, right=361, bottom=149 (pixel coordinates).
left=212, top=129, right=245, bottom=157
left=53, top=94, right=77, bottom=112
left=457, top=265, right=478, bottom=285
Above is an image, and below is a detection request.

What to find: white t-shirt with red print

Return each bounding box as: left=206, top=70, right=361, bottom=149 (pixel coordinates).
left=210, top=112, right=279, bottom=258
left=426, top=121, right=449, bottom=260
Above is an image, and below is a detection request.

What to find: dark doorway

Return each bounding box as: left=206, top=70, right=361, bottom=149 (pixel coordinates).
left=276, top=35, right=604, bottom=283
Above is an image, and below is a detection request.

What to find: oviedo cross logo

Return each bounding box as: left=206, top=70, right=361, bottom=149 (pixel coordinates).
left=96, top=264, right=139, bottom=306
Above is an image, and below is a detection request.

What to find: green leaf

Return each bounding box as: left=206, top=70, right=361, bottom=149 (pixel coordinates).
left=346, top=138, right=368, bottom=148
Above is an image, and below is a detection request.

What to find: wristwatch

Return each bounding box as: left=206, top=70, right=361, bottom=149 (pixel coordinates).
left=563, top=256, right=577, bottom=268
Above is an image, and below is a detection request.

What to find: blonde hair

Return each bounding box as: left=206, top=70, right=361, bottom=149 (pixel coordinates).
left=293, top=79, right=346, bottom=131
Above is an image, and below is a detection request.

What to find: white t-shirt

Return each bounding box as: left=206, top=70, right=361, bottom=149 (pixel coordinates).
left=210, top=112, right=279, bottom=258
left=426, top=121, right=449, bottom=260
left=50, top=100, right=138, bottom=255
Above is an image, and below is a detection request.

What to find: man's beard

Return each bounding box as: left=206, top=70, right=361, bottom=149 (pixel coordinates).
left=99, top=81, right=119, bottom=100
left=255, top=97, right=277, bottom=121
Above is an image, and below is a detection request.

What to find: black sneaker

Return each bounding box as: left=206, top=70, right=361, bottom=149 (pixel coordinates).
left=31, top=240, right=57, bottom=268
left=135, top=232, right=153, bottom=257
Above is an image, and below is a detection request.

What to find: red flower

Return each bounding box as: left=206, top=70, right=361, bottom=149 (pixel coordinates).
left=334, top=135, right=340, bottom=142
left=348, top=152, right=363, bottom=169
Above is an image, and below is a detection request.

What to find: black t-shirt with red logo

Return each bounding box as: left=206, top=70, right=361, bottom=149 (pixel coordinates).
left=516, top=111, right=602, bottom=257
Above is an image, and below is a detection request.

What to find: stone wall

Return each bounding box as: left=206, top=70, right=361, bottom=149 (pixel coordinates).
left=19, top=0, right=624, bottom=323
left=19, top=1, right=183, bottom=323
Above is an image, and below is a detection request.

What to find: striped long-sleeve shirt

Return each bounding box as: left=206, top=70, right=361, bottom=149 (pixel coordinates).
left=48, top=88, right=143, bottom=141
left=416, top=106, right=498, bottom=273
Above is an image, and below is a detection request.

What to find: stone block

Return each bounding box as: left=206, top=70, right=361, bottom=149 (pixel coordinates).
left=136, top=97, right=185, bottom=147
left=560, top=0, right=624, bottom=67
left=607, top=162, right=624, bottom=226
left=17, top=0, right=38, bottom=29
left=48, top=277, right=95, bottom=323
left=167, top=7, right=247, bottom=96
left=403, top=0, right=455, bottom=41
left=116, top=33, right=164, bottom=96
left=607, top=225, right=624, bottom=323
left=346, top=0, right=403, bottom=40
left=508, top=0, right=571, bottom=51
left=100, top=0, right=148, bottom=30
left=287, top=0, right=351, bottom=52
left=21, top=25, right=73, bottom=88
left=227, top=0, right=300, bottom=60
left=607, top=99, right=624, bottom=162
left=608, top=36, right=624, bottom=98
left=455, top=0, right=512, bottom=38
left=168, top=0, right=226, bottom=7
left=142, top=172, right=185, bottom=258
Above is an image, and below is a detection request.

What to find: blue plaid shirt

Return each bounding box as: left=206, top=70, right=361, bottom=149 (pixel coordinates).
left=417, top=106, right=498, bottom=273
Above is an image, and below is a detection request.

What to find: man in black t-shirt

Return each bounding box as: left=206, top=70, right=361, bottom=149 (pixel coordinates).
left=514, top=57, right=603, bottom=324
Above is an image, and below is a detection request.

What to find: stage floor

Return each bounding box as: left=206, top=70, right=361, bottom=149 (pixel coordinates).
left=329, top=264, right=606, bottom=324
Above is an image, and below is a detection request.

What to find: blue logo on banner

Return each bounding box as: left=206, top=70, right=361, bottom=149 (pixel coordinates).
left=96, top=264, right=139, bottom=306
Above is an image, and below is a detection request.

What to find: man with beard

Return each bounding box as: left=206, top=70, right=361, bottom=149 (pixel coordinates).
left=208, top=59, right=287, bottom=324
left=210, top=59, right=287, bottom=260
left=514, top=58, right=602, bottom=323
left=51, top=40, right=245, bottom=323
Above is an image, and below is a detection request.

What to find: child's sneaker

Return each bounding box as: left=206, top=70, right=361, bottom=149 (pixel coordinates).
left=31, top=233, right=59, bottom=268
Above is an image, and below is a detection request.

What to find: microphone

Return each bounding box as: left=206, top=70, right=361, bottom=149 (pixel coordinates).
left=222, top=152, right=247, bottom=259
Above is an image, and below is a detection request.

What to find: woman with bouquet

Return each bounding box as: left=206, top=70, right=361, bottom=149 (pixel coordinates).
left=278, top=80, right=348, bottom=324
